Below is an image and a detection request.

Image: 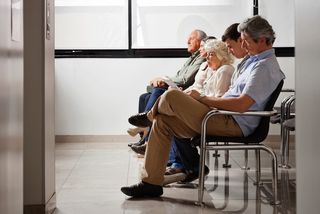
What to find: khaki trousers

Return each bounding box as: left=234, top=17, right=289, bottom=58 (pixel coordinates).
left=142, top=89, right=242, bottom=185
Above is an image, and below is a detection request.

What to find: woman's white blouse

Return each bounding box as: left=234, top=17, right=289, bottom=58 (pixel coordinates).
left=202, top=64, right=234, bottom=97
left=184, top=62, right=209, bottom=92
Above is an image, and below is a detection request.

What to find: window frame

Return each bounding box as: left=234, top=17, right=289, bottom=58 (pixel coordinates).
left=55, top=0, right=294, bottom=58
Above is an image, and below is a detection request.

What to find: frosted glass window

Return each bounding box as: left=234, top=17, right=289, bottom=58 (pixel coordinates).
left=55, top=0, right=128, bottom=49
left=131, top=0, right=253, bottom=48
left=259, top=0, right=294, bottom=47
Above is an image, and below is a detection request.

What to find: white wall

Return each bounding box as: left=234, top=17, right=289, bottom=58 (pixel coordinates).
left=55, top=58, right=185, bottom=135
left=55, top=57, right=294, bottom=135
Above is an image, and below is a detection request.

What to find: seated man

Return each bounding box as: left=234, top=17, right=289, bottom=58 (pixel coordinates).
left=127, top=29, right=207, bottom=147
left=165, top=22, right=250, bottom=183
left=121, top=15, right=285, bottom=198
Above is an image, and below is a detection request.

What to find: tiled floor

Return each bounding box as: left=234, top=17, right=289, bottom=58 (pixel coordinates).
left=54, top=141, right=296, bottom=214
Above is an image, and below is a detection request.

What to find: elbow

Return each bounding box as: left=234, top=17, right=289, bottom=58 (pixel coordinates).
left=237, top=103, right=251, bottom=113
left=236, top=95, right=255, bottom=113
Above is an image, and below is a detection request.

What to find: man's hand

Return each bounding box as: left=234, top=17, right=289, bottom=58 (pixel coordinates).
left=150, top=77, right=166, bottom=87
left=185, top=89, right=202, bottom=101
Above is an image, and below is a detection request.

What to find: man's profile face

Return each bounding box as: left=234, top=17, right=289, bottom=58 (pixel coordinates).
left=187, top=31, right=201, bottom=53
left=225, top=38, right=247, bottom=59
left=240, top=32, right=261, bottom=56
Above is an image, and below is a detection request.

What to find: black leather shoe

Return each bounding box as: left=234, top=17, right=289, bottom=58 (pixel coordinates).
left=128, top=136, right=146, bottom=147
left=179, top=165, right=210, bottom=183
left=131, top=143, right=146, bottom=155
left=121, top=181, right=163, bottom=197
left=128, top=112, right=152, bottom=127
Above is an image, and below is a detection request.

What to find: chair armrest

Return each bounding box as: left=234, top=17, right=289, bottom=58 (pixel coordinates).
left=201, top=109, right=277, bottom=135
left=208, top=109, right=278, bottom=117
left=203, top=109, right=277, bottom=122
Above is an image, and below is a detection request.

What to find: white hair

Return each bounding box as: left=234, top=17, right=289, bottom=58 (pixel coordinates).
left=204, top=39, right=234, bottom=64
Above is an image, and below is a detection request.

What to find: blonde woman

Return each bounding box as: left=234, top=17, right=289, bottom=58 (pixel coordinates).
left=194, top=39, right=234, bottom=97
left=164, top=40, right=235, bottom=182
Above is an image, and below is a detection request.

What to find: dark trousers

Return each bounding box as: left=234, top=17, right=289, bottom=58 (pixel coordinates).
left=173, top=137, right=200, bottom=173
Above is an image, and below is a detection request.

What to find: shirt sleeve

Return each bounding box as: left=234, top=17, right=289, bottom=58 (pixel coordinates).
left=242, top=63, right=279, bottom=105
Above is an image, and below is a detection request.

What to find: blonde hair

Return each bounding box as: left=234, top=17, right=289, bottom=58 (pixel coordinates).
left=204, top=39, right=234, bottom=64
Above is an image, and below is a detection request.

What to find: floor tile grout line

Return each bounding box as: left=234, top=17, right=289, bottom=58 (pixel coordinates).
left=56, top=147, right=87, bottom=195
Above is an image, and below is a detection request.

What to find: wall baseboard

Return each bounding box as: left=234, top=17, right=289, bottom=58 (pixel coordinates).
left=55, top=135, right=139, bottom=143
left=24, top=193, right=56, bottom=214
left=55, top=134, right=295, bottom=145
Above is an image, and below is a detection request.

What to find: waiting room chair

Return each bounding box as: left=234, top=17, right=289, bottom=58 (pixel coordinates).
left=270, top=93, right=295, bottom=168
left=279, top=96, right=295, bottom=168
left=196, top=80, right=284, bottom=206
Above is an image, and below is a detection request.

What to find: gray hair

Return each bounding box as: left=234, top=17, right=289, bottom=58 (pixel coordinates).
left=238, top=15, right=275, bottom=45
left=194, top=29, right=207, bottom=41
left=204, top=39, right=234, bottom=64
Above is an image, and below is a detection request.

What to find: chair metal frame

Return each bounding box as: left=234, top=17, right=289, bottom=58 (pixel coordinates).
left=279, top=96, right=295, bottom=168
left=196, top=80, right=284, bottom=206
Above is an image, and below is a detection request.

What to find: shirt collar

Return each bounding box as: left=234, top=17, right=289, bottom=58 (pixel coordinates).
left=249, top=48, right=275, bottom=62
left=191, top=50, right=200, bottom=58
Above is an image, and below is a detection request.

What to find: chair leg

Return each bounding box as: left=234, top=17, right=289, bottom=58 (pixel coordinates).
left=279, top=127, right=291, bottom=168
left=197, top=140, right=207, bottom=206
left=254, top=149, right=263, bottom=186
left=206, top=149, right=210, bottom=167
left=223, top=142, right=231, bottom=168
left=212, top=142, right=220, bottom=157
left=269, top=149, right=281, bottom=205
left=241, top=149, right=250, bottom=170
left=258, top=146, right=280, bottom=205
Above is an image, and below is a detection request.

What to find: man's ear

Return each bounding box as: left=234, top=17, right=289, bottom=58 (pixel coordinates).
left=259, top=37, right=267, bottom=44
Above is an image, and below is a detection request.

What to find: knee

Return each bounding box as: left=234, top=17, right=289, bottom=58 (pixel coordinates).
left=151, top=87, right=166, bottom=95
left=162, top=89, right=182, bottom=103
left=153, top=115, right=171, bottom=136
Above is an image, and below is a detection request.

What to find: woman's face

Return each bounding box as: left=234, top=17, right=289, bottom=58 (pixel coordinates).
left=206, top=52, right=222, bottom=70
left=199, top=41, right=207, bottom=58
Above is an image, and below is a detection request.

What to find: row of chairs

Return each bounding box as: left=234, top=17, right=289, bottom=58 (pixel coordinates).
left=277, top=93, right=295, bottom=168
